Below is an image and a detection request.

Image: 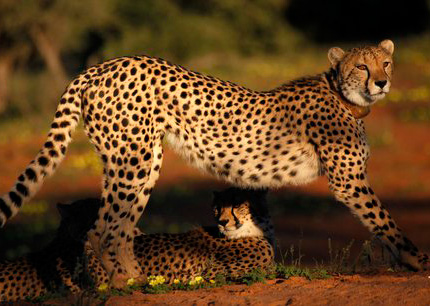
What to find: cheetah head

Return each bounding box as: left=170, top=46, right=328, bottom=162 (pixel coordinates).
left=212, top=188, right=272, bottom=240
left=328, top=40, right=394, bottom=108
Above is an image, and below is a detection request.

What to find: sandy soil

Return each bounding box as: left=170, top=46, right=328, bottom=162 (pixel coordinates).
left=93, top=272, right=430, bottom=305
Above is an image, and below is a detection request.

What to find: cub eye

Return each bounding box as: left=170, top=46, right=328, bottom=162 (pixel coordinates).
left=383, top=61, right=390, bottom=68
left=356, top=65, right=367, bottom=71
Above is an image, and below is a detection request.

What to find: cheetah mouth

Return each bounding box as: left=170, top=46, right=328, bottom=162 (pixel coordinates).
left=368, top=92, right=386, bottom=100
left=364, top=90, right=388, bottom=103
left=220, top=223, right=243, bottom=232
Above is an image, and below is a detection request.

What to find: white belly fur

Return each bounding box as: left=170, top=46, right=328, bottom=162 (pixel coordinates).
left=165, top=132, right=321, bottom=188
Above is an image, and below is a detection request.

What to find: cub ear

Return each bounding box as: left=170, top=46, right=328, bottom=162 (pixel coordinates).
left=379, top=39, right=394, bottom=55
left=212, top=191, right=220, bottom=199
left=328, top=47, right=345, bottom=68
left=57, top=203, right=70, bottom=219
left=253, top=188, right=268, bottom=199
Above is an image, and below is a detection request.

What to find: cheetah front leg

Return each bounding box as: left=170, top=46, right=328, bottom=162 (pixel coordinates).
left=321, top=145, right=429, bottom=271
left=88, top=138, right=164, bottom=288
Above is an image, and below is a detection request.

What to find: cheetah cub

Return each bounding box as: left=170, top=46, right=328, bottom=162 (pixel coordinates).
left=0, top=189, right=274, bottom=302
left=0, top=199, right=94, bottom=302
left=88, top=188, right=275, bottom=286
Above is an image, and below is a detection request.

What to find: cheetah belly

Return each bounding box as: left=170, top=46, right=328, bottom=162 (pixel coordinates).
left=231, top=141, right=322, bottom=188
left=165, top=132, right=321, bottom=189
left=165, top=132, right=210, bottom=173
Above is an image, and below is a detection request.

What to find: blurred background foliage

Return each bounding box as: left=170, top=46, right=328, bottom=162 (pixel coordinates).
left=0, top=0, right=429, bottom=119
left=0, top=0, right=430, bottom=262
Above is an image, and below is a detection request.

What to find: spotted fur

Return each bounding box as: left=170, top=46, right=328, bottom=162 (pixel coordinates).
left=0, top=39, right=428, bottom=287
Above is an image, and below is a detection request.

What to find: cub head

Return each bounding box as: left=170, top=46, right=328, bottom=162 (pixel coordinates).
left=328, top=39, right=394, bottom=107
left=57, top=198, right=100, bottom=241
left=212, top=188, right=274, bottom=243
left=57, top=199, right=143, bottom=242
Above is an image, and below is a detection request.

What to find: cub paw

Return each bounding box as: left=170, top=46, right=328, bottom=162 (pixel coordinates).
left=417, top=252, right=430, bottom=271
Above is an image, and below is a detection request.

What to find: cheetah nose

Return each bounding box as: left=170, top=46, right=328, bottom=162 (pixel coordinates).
left=375, top=80, right=387, bottom=89
left=219, top=219, right=228, bottom=226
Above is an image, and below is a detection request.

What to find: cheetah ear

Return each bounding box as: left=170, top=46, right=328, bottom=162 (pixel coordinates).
left=57, top=203, right=71, bottom=219
left=328, top=47, right=345, bottom=68
left=379, top=39, right=394, bottom=55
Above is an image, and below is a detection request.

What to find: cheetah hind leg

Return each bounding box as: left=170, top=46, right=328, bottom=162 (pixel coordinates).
left=87, top=185, right=139, bottom=289
left=88, top=140, right=164, bottom=288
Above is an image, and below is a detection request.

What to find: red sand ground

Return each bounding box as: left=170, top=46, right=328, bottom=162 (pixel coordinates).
left=103, top=273, right=430, bottom=305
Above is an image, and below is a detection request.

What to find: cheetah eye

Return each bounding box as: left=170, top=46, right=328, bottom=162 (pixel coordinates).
left=356, top=65, right=367, bottom=71
left=383, top=61, right=390, bottom=68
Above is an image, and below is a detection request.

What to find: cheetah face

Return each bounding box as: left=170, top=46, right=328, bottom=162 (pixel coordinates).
left=212, top=188, right=270, bottom=239
left=328, top=40, right=394, bottom=107
left=214, top=201, right=249, bottom=233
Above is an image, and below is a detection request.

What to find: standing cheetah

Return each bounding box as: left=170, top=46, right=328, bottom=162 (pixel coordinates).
left=0, top=189, right=274, bottom=302
left=0, top=39, right=428, bottom=287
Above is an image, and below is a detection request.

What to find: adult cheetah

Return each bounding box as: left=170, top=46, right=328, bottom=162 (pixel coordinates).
left=0, top=189, right=274, bottom=302
left=0, top=39, right=428, bottom=287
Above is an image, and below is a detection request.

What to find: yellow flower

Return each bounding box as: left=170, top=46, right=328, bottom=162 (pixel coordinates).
left=188, top=276, right=204, bottom=286
left=173, top=279, right=180, bottom=284
left=127, top=278, right=136, bottom=286
left=209, top=279, right=215, bottom=284
left=148, top=275, right=166, bottom=287
left=98, top=283, right=109, bottom=292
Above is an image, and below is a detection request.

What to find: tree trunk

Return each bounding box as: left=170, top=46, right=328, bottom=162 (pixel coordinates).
left=0, top=54, right=13, bottom=114
left=29, top=26, right=68, bottom=88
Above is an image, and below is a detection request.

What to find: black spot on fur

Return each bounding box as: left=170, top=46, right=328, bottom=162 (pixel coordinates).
left=25, top=168, right=37, bottom=181
left=16, top=183, right=28, bottom=196
left=9, top=191, right=22, bottom=207
left=0, top=198, right=12, bottom=219
left=38, top=156, right=49, bottom=166
left=54, top=134, right=65, bottom=142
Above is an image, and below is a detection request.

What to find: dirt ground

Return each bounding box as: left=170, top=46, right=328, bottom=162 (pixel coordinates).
left=102, top=273, right=430, bottom=306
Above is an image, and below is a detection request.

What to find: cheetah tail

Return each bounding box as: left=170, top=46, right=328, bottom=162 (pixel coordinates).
left=0, top=75, right=87, bottom=227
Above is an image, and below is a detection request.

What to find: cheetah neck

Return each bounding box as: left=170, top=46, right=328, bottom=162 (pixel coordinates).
left=324, top=70, right=371, bottom=119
